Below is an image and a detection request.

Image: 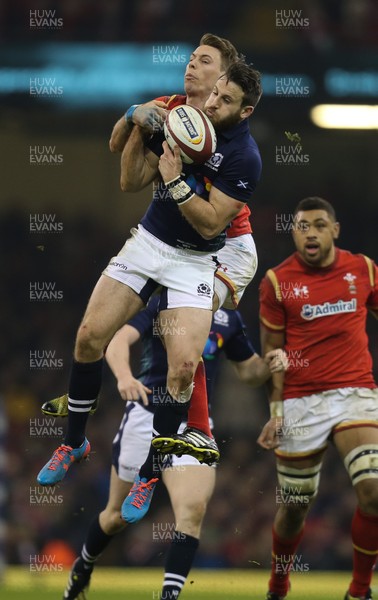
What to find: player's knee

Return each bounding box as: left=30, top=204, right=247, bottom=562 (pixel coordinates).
left=356, top=480, right=378, bottom=514
left=176, top=498, right=207, bottom=534
left=169, top=362, right=195, bottom=392
left=75, top=321, right=106, bottom=360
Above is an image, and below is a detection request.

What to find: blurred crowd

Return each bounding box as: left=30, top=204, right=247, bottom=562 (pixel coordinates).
left=2, top=208, right=372, bottom=573
left=1, top=0, right=377, bottom=49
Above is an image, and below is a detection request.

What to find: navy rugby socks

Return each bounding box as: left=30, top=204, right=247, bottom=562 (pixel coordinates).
left=64, top=358, right=103, bottom=448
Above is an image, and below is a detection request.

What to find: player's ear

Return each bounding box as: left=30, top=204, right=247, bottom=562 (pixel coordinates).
left=333, top=221, right=340, bottom=239
left=240, top=105, right=253, bottom=120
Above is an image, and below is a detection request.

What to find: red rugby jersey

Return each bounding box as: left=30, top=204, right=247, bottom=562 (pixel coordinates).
left=259, top=248, right=378, bottom=399
left=155, top=95, right=253, bottom=238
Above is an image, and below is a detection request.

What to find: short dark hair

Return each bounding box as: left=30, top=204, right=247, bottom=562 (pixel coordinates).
left=224, top=61, right=262, bottom=108
left=294, top=197, right=337, bottom=221
left=199, top=33, right=241, bottom=70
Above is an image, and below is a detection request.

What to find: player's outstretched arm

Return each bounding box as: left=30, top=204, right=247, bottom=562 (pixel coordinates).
left=105, top=324, right=151, bottom=405
left=231, top=349, right=287, bottom=388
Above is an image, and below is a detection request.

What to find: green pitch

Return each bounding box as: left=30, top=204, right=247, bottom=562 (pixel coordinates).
left=2, top=567, right=377, bottom=599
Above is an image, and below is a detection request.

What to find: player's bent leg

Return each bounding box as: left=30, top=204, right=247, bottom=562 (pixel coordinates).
left=268, top=455, right=322, bottom=599
left=334, top=425, right=378, bottom=600
left=63, top=467, right=132, bottom=600
left=38, top=277, right=145, bottom=486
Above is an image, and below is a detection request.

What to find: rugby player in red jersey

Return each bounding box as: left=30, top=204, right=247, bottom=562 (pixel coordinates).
left=258, top=197, right=378, bottom=600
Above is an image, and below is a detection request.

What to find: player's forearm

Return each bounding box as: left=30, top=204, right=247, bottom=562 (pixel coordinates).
left=105, top=339, right=133, bottom=382
left=234, top=355, right=271, bottom=387
left=120, top=127, right=154, bottom=192
left=109, top=116, right=133, bottom=153
left=179, top=196, right=223, bottom=239
left=266, top=372, right=285, bottom=417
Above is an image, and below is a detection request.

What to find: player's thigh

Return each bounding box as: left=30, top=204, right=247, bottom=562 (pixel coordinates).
left=214, top=234, right=258, bottom=310
left=78, top=274, right=144, bottom=344
left=159, top=307, right=212, bottom=366
left=163, top=465, right=216, bottom=518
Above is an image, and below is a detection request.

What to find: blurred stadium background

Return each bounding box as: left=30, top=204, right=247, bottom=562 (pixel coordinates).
left=1, top=0, right=378, bottom=595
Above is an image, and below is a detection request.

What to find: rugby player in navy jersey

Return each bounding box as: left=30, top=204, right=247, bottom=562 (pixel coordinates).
left=117, top=59, right=262, bottom=467
left=60, top=295, right=286, bottom=600
left=37, top=50, right=262, bottom=489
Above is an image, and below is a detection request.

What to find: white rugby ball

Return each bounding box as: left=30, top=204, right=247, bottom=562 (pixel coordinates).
left=164, top=104, right=217, bottom=164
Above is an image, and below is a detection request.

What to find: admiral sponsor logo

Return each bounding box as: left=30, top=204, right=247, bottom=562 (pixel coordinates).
left=197, top=282, right=211, bottom=297
left=301, top=298, right=357, bottom=320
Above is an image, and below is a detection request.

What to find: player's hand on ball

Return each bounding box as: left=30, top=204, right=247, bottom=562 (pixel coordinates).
left=133, top=101, right=168, bottom=133
left=159, top=141, right=183, bottom=184
left=257, top=417, right=283, bottom=450
left=265, top=349, right=288, bottom=373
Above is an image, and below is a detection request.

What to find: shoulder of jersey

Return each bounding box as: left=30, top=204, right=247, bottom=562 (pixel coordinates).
left=167, top=94, right=187, bottom=109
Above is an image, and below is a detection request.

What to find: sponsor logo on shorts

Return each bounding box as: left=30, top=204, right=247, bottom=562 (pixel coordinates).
left=109, top=261, right=128, bottom=271
left=301, top=298, right=357, bottom=320
left=197, top=282, right=211, bottom=297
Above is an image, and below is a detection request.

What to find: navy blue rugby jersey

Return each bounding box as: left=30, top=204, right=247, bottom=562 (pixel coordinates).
left=140, top=118, right=262, bottom=252
left=127, top=295, right=256, bottom=413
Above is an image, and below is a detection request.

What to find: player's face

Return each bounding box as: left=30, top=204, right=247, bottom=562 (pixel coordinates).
left=184, top=45, right=223, bottom=101
left=292, top=210, right=340, bottom=267
left=204, top=75, right=253, bottom=130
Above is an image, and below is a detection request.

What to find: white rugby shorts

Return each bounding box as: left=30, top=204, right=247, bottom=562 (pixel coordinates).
left=103, top=225, right=217, bottom=310
left=112, top=401, right=212, bottom=483
left=214, top=234, right=258, bottom=309
left=275, top=387, right=378, bottom=459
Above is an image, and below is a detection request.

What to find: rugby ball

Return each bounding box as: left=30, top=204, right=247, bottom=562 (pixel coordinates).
left=164, top=104, right=217, bottom=164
